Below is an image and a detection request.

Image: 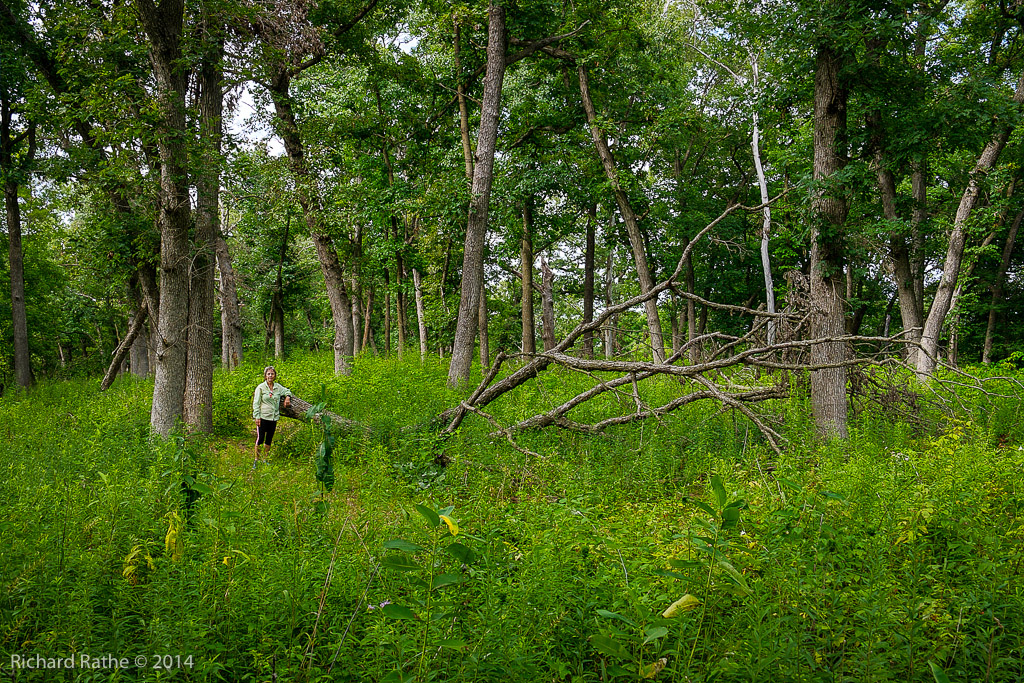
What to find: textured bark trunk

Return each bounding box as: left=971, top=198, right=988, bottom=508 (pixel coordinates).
left=540, top=255, right=556, bottom=351
left=215, top=234, right=243, bottom=370
left=917, top=71, right=1024, bottom=376
left=362, top=285, right=374, bottom=352
left=448, top=2, right=507, bottom=387
left=270, top=71, right=352, bottom=374
left=604, top=250, right=615, bottom=359
left=101, top=306, right=148, bottom=391
left=128, top=276, right=150, bottom=377
left=983, top=206, right=1023, bottom=363
left=138, top=0, right=191, bottom=436
left=579, top=65, right=665, bottom=363
left=184, top=30, right=223, bottom=434
left=414, top=268, right=427, bottom=360
left=809, top=44, right=849, bottom=439
left=583, top=205, right=596, bottom=358
left=478, top=280, right=489, bottom=368
left=1, top=90, right=33, bottom=389
left=751, top=95, right=776, bottom=346
left=4, top=177, right=32, bottom=389
left=521, top=202, right=536, bottom=354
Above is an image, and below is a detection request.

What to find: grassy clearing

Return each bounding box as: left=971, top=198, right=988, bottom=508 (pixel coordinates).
left=1, top=353, right=1022, bottom=682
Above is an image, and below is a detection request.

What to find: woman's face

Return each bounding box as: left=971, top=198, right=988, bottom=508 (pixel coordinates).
left=265, top=368, right=277, bottom=382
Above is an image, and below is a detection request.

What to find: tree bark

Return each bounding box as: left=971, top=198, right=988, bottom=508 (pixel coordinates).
left=184, top=25, right=224, bottom=434
left=809, top=43, right=850, bottom=439
left=127, top=275, right=150, bottom=377
left=478, top=280, right=489, bottom=369
left=578, top=64, right=665, bottom=363
left=3, top=178, right=32, bottom=389
left=215, top=232, right=243, bottom=370
left=414, top=267, right=428, bottom=360
left=137, top=0, right=192, bottom=437
left=917, top=71, right=1024, bottom=376
left=583, top=205, right=596, bottom=357
left=448, top=2, right=507, bottom=387
left=751, top=59, right=776, bottom=346
left=521, top=201, right=536, bottom=354
left=101, top=305, right=148, bottom=391
left=983, top=206, right=1023, bottom=363
left=540, top=255, right=556, bottom=351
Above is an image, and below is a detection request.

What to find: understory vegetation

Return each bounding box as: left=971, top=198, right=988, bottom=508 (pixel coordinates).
left=2, top=353, right=1023, bottom=682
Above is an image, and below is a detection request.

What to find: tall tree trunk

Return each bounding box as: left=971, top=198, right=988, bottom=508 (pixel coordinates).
left=3, top=177, right=32, bottom=389
left=184, top=26, right=223, bottom=434
left=604, top=250, right=615, bottom=359
left=269, top=213, right=290, bottom=359
left=521, top=202, right=536, bottom=354
left=363, top=285, right=374, bottom=352
left=809, top=44, right=850, bottom=439
left=448, top=2, right=507, bottom=387
left=414, top=268, right=428, bottom=360
left=583, top=205, right=596, bottom=358
left=750, top=59, right=776, bottom=346
left=983, top=206, right=1023, bottom=363
left=215, top=233, right=243, bottom=370
left=540, top=255, right=556, bottom=351
left=269, top=70, right=352, bottom=374
left=138, top=0, right=192, bottom=436
left=917, top=71, right=1024, bottom=376
left=578, top=65, right=665, bottom=363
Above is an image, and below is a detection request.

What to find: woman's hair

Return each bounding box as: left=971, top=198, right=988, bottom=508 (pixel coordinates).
left=264, top=366, right=276, bottom=378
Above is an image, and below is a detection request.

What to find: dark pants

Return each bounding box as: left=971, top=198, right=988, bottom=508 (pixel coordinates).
left=256, top=420, right=277, bottom=446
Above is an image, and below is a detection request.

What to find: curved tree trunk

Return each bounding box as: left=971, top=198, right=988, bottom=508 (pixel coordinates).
left=917, top=71, right=1024, bottom=376
left=448, top=2, right=507, bottom=387
left=578, top=64, right=665, bottom=363
left=270, top=70, right=352, bottom=375
left=983, top=206, right=1023, bottom=363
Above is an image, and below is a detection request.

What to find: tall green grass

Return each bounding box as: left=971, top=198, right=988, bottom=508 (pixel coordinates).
left=0, top=352, right=1021, bottom=681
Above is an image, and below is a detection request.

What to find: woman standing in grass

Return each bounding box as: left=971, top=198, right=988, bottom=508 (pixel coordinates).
left=252, top=365, right=292, bottom=467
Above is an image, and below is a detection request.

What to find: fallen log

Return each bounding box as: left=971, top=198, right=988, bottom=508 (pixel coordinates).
left=279, top=394, right=368, bottom=433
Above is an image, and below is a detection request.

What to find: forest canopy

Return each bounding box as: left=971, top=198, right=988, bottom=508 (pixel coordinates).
left=2, top=0, right=1024, bottom=439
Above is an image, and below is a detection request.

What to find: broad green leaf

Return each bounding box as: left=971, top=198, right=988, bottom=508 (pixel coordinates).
left=691, top=500, right=716, bottom=518
left=642, top=626, right=669, bottom=644
left=190, top=481, right=214, bottom=495
left=445, top=542, right=478, bottom=564
left=415, top=504, right=440, bottom=527
left=711, top=475, right=727, bottom=509
left=596, top=609, right=637, bottom=628
left=439, top=514, right=459, bottom=536
left=381, top=554, right=420, bottom=572
left=437, top=638, right=467, bottom=650
left=591, top=634, right=630, bottom=660
left=721, top=506, right=740, bottom=528
left=717, top=560, right=751, bottom=596
left=662, top=594, right=701, bottom=617
left=438, top=505, right=455, bottom=516
left=384, top=539, right=424, bottom=552
left=777, top=477, right=801, bottom=491
left=381, top=604, right=418, bottom=620
left=929, top=662, right=951, bottom=683
left=431, top=573, right=466, bottom=589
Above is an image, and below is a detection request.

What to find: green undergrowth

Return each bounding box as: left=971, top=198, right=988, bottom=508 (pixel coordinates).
left=1, top=352, right=1022, bottom=682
